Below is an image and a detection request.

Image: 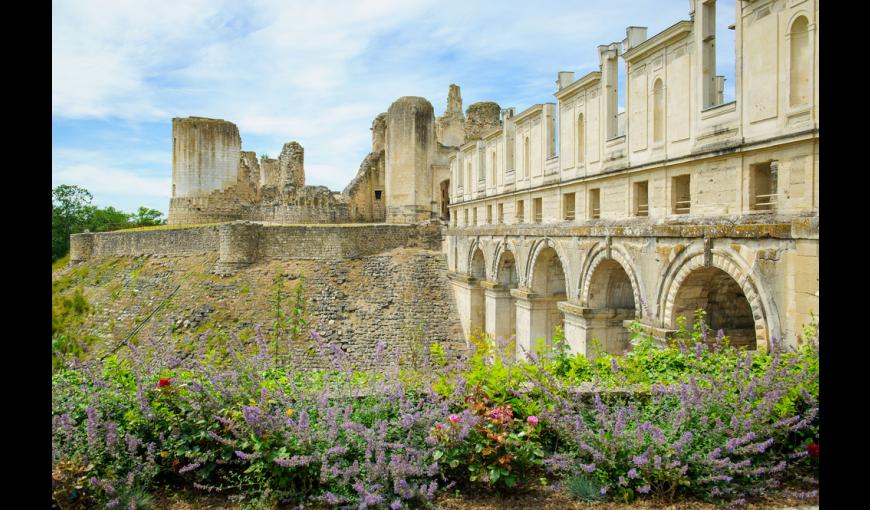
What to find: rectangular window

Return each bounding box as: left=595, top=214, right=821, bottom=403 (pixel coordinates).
left=533, top=197, right=543, bottom=223
left=374, top=190, right=382, bottom=200
left=750, top=162, right=777, bottom=211
left=672, top=175, right=691, bottom=214
left=589, top=188, right=601, bottom=219
left=563, top=192, right=576, bottom=221
left=486, top=205, right=492, bottom=224
left=634, top=181, right=649, bottom=217
left=464, top=208, right=469, bottom=226
left=497, top=203, right=504, bottom=224
left=473, top=207, right=478, bottom=225
left=516, top=200, right=525, bottom=223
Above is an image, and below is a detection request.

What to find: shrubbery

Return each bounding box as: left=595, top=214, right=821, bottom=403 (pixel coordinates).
left=51, top=312, right=819, bottom=509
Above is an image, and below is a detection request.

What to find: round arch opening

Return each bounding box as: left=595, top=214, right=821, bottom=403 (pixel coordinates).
left=584, top=259, right=637, bottom=354
left=671, top=266, right=757, bottom=349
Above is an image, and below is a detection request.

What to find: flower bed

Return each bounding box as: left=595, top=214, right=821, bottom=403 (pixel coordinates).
left=51, top=316, right=819, bottom=509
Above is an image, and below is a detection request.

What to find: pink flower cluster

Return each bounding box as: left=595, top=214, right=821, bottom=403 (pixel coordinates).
left=527, top=415, right=539, bottom=425
left=487, top=405, right=514, bottom=424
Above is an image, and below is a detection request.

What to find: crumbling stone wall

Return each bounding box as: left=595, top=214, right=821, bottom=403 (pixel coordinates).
left=279, top=142, right=305, bottom=189
left=464, top=102, right=501, bottom=141
left=344, top=113, right=388, bottom=222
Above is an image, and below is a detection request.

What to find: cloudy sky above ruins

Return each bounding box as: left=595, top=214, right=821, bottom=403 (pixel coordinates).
left=52, top=0, right=736, bottom=215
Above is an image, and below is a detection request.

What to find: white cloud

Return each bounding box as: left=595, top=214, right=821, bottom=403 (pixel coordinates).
left=53, top=0, right=699, bottom=201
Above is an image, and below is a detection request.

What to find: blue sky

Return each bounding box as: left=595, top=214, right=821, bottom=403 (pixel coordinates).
left=52, top=0, right=735, bottom=216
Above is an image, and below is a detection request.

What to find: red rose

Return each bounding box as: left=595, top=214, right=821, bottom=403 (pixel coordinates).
left=157, top=378, right=171, bottom=388
left=807, top=443, right=819, bottom=458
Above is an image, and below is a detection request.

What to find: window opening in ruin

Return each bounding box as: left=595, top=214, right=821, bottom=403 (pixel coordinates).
left=589, top=188, right=601, bottom=219
left=497, top=203, right=504, bottom=224
left=440, top=180, right=450, bottom=221
left=375, top=190, right=382, bottom=200
left=672, top=266, right=757, bottom=350
left=750, top=162, right=778, bottom=211
left=701, top=0, right=736, bottom=107
left=577, top=114, right=585, bottom=163
left=634, top=181, right=649, bottom=216
left=653, top=79, right=665, bottom=143
left=486, top=205, right=492, bottom=224
left=789, top=16, right=811, bottom=107
left=523, top=137, right=530, bottom=178
left=672, top=175, right=691, bottom=214
left=533, top=197, right=543, bottom=223
left=516, top=200, right=525, bottom=223
left=563, top=192, right=576, bottom=221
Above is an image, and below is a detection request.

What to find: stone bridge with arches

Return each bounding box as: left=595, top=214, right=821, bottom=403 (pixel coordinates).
left=445, top=220, right=816, bottom=358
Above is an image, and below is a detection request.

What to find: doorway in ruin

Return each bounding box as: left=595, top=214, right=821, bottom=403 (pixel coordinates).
left=470, top=248, right=486, bottom=336
left=529, top=247, right=566, bottom=350
left=440, top=179, right=450, bottom=221
left=671, top=266, right=757, bottom=349
left=584, top=260, right=637, bottom=354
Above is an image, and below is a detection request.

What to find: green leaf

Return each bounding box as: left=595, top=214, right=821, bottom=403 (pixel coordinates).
left=433, top=450, right=443, bottom=461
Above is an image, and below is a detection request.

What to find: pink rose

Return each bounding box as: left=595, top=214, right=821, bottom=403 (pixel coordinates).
left=435, top=423, right=443, bottom=431
left=527, top=415, right=539, bottom=425
left=448, top=414, right=460, bottom=424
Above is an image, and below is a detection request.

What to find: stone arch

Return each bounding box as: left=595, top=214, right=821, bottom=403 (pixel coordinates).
left=524, top=238, right=571, bottom=293
left=470, top=248, right=486, bottom=280
left=579, top=245, right=644, bottom=318
left=465, top=239, right=487, bottom=277
left=658, top=248, right=779, bottom=350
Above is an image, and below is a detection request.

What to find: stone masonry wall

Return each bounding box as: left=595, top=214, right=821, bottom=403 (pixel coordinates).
left=71, top=223, right=444, bottom=264
left=54, top=249, right=466, bottom=371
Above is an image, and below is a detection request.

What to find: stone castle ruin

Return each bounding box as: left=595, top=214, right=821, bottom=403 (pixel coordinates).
left=72, top=0, right=819, bottom=360
left=168, top=83, right=500, bottom=226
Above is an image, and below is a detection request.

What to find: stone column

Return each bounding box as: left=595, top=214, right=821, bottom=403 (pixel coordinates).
left=511, top=288, right=561, bottom=360
left=447, top=272, right=484, bottom=340
left=481, top=281, right=514, bottom=343
left=558, top=301, right=588, bottom=355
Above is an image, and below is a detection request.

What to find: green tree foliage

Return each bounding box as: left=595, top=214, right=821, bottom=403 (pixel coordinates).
left=52, top=185, right=92, bottom=262
left=51, top=185, right=167, bottom=262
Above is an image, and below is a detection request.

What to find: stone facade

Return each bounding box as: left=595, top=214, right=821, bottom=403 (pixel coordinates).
left=445, top=0, right=819, bottom=356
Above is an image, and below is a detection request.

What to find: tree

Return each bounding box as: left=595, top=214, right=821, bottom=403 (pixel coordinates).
left=52, top=185, right=93, bottom=262
left=131, top=207, right=165, bottom=227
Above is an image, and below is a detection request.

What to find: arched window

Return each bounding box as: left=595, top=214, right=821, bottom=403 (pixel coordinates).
left=789, top=16, right=811, bottom=107
left=523, top=137, right=530, bottom=178
left=653, top=79, right=664, bottom=143
left=577, top=113, right=585, bottom=164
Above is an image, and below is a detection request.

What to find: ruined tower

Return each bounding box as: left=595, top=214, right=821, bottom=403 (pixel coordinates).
left=171, top=117, right=241, bottom=198
left=464, top=102, right=502, bottom=141
left=278, top=141, right=305, bottom=189
left=436, top=84, right=466, bottom=147
left=385, top=96, right=436, bottom=223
